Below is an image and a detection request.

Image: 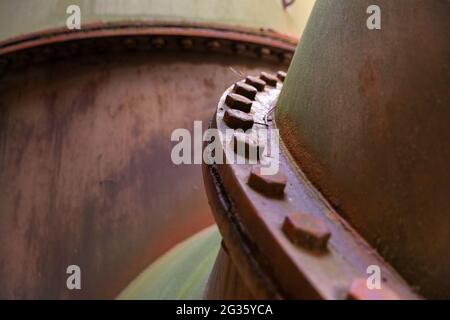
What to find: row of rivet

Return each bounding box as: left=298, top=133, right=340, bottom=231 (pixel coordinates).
left=220, top=71, right=399, bottom=299
left=0, top=35, right=294, bottom=74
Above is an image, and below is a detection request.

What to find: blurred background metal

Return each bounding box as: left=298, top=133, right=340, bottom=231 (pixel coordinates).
left=0, top=0, right=315, bottom=299
left=276, top=0, right=449, bottom=299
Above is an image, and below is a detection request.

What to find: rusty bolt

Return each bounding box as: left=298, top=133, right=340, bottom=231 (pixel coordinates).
left=181, top=38, right=194, bottom=49
left=260, top=47, right=272, bottom=57
left=248, top=166, right=286, bottom=197
left=124, top=38, right=137, bottom=49
left=282, top=213, right=331, bottom=253
left=277, top=71, right=287, bottom=82
left=152, top=37, right=166, bottom=48
left=281, top=51, right=293, bottom=64
left=223, top=109, right=254, bottom=130
left=233, top=132, right=264, bottom=160
left=233, top=82, right=257, bottom=101
left=225, top=93, right=253, bottom=113
left=347, top=278, right=399, bottom=300
left=260, top=72, right=278, bottom=87
left=245, top=76, right=266, bottom=92
left=207, top=40, right=221, bottom=51
left=234, top=43, right=247, bottom=54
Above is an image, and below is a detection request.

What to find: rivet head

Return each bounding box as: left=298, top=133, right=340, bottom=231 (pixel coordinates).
left=245, top=76, right=266, bottom=92
left=347, top=279, right=399, bottom=300
left=234, top=82, right=257, bottom=100
left=234, top=43, right=247, bottom=53
left=260, top=72, right=278, bottom=87
left=152, top=37, right=165, bottom=48
left=248, top=166, right=286, bottom=197
left=207, top=40, right=221, bottom=51
left=233, top=132, right=264, bottom=160
left=225, top=93, right=253, bottom=113
left=181, top=38, right=194, bottom=49
left=223, top=109, right=254, bottom=130
left=277, top=71, right=287, bottom=82
left=282, top=213, right=331, bottom=253
left=124, top=38, right=137, bottom=49
left=281, top=52, right=293, bottom=64
left=260, top=47, right=271, bottom=57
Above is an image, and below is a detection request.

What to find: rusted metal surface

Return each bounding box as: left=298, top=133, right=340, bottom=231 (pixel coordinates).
left=0, top=22, right=297, bottom=74
left=204, top=247, right=254, bottom=300
left=232, top=83, right=257, bottom=101
left=245, top=76, right=266, bottom=92
left=225, top=93, right=253, bottom=113
left=223, top=109, right=254, bottom=131
left=347, top=279, right=399, bottom=301
left=0, top=23, right=294, bottom=299
left=247, top=166, right=287, bottom=198
left=282, top=213, right=331, bottom=253
left=276, top=0, right=450, bottom=299
left=276, top=71, right=286, bottom=82
left=203, top=73, right=421, bottom=299
left=259, top=72, right=278, bottom=87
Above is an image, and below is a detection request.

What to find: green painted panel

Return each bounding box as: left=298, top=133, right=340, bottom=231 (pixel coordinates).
left=0, top=0, right=315, bottom=41
left=117, top=225, right=221, bottom=300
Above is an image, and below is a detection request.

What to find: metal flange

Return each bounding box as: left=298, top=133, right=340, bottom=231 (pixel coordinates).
left=0, top=22, right=296, bottom=74
left=203, top=72, right=422, bottom=300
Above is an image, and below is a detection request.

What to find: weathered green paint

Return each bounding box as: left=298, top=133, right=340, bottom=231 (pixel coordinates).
left=117, top=225, right=221, bottom=300
left=0, top=0, right=315, bottom=41
left=277, top=0, right=450, bottom=299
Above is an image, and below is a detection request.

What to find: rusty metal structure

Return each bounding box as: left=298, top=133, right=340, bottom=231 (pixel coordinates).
left=203, top=0, right=449, bottom=299
left=0, top=0, right=316, bottom=299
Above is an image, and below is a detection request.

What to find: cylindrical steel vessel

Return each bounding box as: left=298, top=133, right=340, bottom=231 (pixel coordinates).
left=203, top=0, right=448, bottom=300
left=276, top=0, right=449, bottom=299
left=0, top=0, right=315, bottom=299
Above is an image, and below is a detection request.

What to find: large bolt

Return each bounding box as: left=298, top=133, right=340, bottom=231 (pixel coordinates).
left=234, top=82, right=257, bottom=100
left=248, top=166, right=286, bottom=197
left=223, top=109, right=254, bottom=130
left=282, top=213, right=331, bottom=253
left=245, top=76, right=266, bottom=92
left=260, top=72, right=278, bottom=87
left=233, top=132, right=264, bottom=160
left=225, top=93, right=253, bottom=113
left=346, top=279, right=399, bottom=300
left=277, top=71, right=287, bottom=82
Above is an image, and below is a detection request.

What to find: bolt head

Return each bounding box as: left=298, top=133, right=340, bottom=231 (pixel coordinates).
left=248, top=166, right=286, bottom=197
left=245, top=76, right=266, bottom=91
left=277, top=71, right=287, bottom=82
left=223, top=109, right=254, bottom=130
left=260, top=72, right=278, bottom=87
left=233, top=132, right=264, bottom=160
left=234, top=82, right=257, bottom=101
left=225, top=93, right=253, bottom=113
left=282, top=212, right=331, bottom=252
left=347, top=278, right=399, bottom=300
